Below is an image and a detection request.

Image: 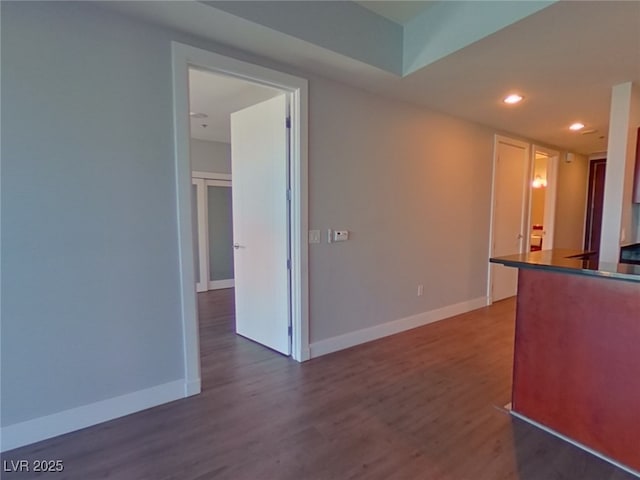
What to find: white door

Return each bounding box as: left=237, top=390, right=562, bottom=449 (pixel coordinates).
left=230, top=94, right=291, bottom=355
left=491, top=137, right=529, bottom=302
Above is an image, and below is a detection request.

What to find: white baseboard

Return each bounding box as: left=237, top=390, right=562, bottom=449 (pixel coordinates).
left=184, top=379, right=202, bottom=396
left=1, top=379, right=188, bottom=452
left=510, top=411, right=640, bottom=479
left=299, top=347, right=311, bottom=362
left=208, top=279, right=234, bottom=290
left=309, top=296, right=489, bottom=358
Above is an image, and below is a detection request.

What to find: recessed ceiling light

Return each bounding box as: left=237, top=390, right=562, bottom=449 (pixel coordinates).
left=190, top=112, right=208, bottom=119
left=569, top=122, right=585, bottom=131
left=503, top=94, right=524, bottom=105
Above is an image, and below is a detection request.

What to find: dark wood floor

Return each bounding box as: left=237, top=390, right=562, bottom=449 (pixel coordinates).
left=2, top=290, right=635, bottom=479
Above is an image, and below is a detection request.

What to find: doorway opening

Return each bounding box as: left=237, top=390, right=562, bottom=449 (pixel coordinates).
left=192, top=173, right=234, bottom=293
left=172, top=43, right=310, bottom=397
left=584, top=158, right=606, bottom=254
left=188, top=67, right=282, bottom=299
left=526, top=146, right=559, bottom=252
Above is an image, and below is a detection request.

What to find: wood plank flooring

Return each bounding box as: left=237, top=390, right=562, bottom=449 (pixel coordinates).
left=1, top=290, right=635, bottom=479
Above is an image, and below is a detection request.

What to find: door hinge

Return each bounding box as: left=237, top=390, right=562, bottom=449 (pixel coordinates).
left=286, top=189, right=292, bottom=201
left=287, top=259, right=291, bottom=270
left=286, top=117, right=291, bottom=129
left=288, top=325, right=292, bottom=337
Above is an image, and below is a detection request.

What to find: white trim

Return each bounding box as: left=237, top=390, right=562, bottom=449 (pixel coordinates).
left=184, top=379, right=201, bottom=397
left=172, top=42, right=309, bottom=363
left=309, top=296, right=488, bottom=358
left=588, top=152, right=607, bottom=161
left=172, top=45, right=202, bottom=395
left=510, top=410, right=640, bottom=479
left=290, top=81, right=310, bottom=361
left=192, top=176, right=233, bottom=293
left=543, top=152, right=559, bottom=250
left=0, top=380, right=185, bottom=452
left=192, top=171, right=232, bottom=181
left=527, top=145, right=559, bottom=251
left=192, top=178, right=209, bottom=292
left=208, top=279, right=234, bottom=290
left=205, top=179, right=231, bottom=188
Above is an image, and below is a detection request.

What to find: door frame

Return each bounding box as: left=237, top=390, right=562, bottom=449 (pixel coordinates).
left=526, top=145, right=559, bottom=252
left=204, top=179, right=234, bottom=291
left=192, top=177, right=208, bottom=293
left=192, top=172, right=234, bottom=292
left=584, top=159, right=607, bottom=252
left=487, top=135, right=530, bottom=304
left=172, top=42, right=310, bottom=397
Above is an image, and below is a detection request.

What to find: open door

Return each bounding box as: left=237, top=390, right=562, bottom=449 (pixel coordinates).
left=230, top=94, right=291, bottom=355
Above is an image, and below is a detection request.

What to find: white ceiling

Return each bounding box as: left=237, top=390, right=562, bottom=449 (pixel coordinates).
left=104, top=1, right=640, bottom=155
left=393, top=0, right=640, bottom=154
left=354, top=1, right=435, bottom=24
left=189, top=69, right=281, bottom=143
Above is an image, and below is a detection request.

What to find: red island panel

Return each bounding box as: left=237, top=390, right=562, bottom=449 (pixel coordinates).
left=512, top=268, right=640, bottom=472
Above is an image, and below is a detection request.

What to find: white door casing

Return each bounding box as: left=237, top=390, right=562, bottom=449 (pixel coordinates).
left=532, top=147, right=559, bottom=251
left=192, top=178, right=208, bottom=293
left=231, top=94, right=291, bottom=355
left=172, top=42, right=310, bottom=397
left=206, top=180, right=234, bottom=290
left=542, top=157, right=559, bottom=250
left=192, top=173, right=235, bottom=292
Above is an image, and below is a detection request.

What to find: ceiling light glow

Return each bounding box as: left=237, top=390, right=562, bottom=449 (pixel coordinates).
left=532, top=175, right=548, bottom=189
left=503, top=94, right=524, bottom=105
left=569, top=122, right=585, bottom=131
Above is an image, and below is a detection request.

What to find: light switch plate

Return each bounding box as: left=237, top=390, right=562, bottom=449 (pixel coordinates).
left=309, top=230, right=321, bottom=244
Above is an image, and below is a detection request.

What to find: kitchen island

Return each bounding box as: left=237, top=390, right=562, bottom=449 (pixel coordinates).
left=490, top=249, right=640, bottom=476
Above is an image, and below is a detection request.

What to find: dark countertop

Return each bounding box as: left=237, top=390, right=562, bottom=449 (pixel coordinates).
left=490, top=248, right=640, bottom=283
left=620, top=243, right=640, bottom=264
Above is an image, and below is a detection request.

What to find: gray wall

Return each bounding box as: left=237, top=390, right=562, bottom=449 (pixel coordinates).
left=1, top=1, right=503, bottom=431
left=1, top=2, right=184, bottom=426
left=553, top=154, right=589, bottom=249
left=190, top=139, right=231, bottom=174
left=308, top=79, right=494, bottom=342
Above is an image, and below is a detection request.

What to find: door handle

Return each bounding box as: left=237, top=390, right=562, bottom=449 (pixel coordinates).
left=517, top=234, right=523, bottom=239
left=233, top=243, right=244, bottom=250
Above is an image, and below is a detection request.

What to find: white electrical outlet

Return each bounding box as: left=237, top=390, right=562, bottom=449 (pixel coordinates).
left=417, top=284, right=424, bottom=296
left=309, top=230, right=321, bottom=244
